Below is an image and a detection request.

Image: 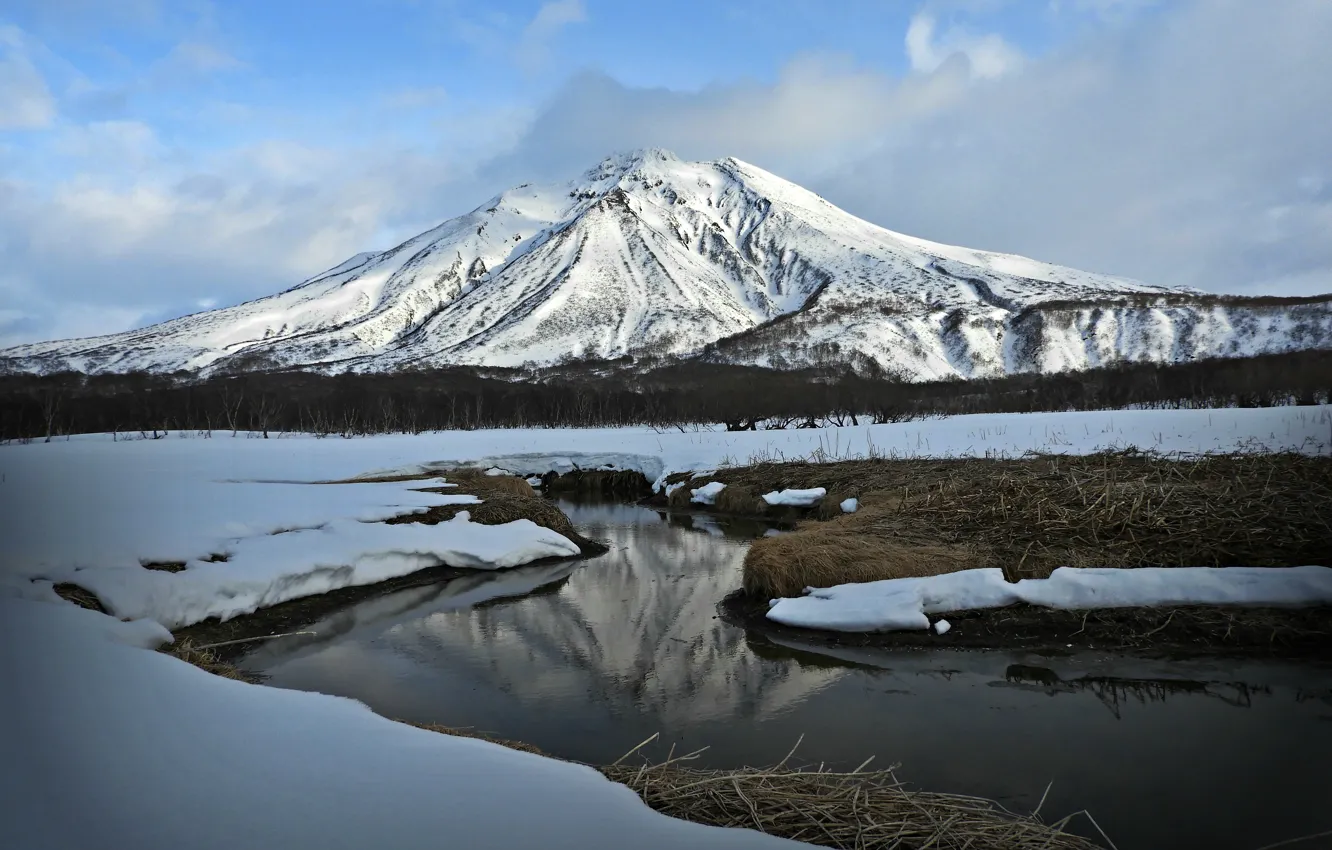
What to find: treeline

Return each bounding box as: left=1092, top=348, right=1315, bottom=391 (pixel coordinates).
left=1, top=349, right=1328, bottom=441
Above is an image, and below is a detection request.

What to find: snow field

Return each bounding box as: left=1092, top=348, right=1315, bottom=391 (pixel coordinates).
left=0, top=596, right=803, bottom=850
left=0, top=405, right=1327, bottom=848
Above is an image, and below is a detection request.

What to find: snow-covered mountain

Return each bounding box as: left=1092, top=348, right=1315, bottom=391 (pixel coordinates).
left=4, top=148, right=1330, bottom=378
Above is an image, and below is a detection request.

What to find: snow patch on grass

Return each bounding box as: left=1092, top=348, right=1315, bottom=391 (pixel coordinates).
left=762, top=488, right=826, bottom=507
left=691, top=482, right=727, bottom=505
left=767, top=566, right=1332, bottom=633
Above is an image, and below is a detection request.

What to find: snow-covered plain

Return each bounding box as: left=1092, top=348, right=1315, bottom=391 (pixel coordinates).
left=0, top=597, right=804, bottom=850
left=766, top=566, right=1332, bottom=633
left=1, top=405, right=1328, bottom=849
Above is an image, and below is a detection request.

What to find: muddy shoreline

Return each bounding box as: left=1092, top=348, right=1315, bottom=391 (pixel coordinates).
left=719, top=588, right=1332, bottom=659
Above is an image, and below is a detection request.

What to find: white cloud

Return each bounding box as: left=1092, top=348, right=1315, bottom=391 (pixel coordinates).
left=159, top=41, right=244, bottom=74
left=2, top=0, right=1330, bottom=349
left=905, top=12, right=1023, bottom=80
left=53, top=120, right=164, bottom=167
left=515, top=0, right=586, bottom=72
left=479, top=0, right=1332, bottom=297
left=1053, top=0, right=1159, bottom=22
left=382, top=86, right=449, bottom=110
left=0, top=27, right=56, bottom=129
left=477, top=53, right=971, bottom=184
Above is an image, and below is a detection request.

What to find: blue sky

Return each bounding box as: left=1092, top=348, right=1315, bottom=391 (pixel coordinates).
left=0, top=0, right=1328, bottom=346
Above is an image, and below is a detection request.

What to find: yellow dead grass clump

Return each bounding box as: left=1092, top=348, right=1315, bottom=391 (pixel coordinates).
left=441, top=469, right=536, bottom=498
left=744, top=513, right=976, bottom=599
left=739, top=452, right=1332, bottom=601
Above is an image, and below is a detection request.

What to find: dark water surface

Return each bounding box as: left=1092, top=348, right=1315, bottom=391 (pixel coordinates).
left=241, top=499, right=1332, bottom=850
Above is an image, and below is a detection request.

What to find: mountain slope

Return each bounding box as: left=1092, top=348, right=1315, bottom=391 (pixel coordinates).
left=3, top=148, right=1329, bottom=378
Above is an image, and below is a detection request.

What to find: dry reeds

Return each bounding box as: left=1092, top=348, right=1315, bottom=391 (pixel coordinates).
left=715, top=484, right=767, bottom=516
left=163, top=638, right=264, bottom=684
left=393, top=723, right=1108, bottom=849
left=744, top=520, right=976, bottom=598
left=601, top=735, right=1107, bottom=850
left=54, top=582, right=106, bottom=613
left=741, top=452, right=1332, bottom=599
left=545, top=469, right=652, bottom=497
left=437, top=468, right=536, bottom=498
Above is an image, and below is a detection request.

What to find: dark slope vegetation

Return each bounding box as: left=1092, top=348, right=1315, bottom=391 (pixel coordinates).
left=2, top=349, right=1328, bottom=441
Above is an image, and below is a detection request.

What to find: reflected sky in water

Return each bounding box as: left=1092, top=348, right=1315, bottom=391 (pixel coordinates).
left=243, top=499, right=1332, bottom=850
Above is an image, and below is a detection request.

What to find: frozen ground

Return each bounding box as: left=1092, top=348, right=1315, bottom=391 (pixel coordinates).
left=1, top=405, right=1328, bottom=848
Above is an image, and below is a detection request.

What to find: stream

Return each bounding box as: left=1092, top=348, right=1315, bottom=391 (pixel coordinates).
left=239, top=497, right=1332, bottom=850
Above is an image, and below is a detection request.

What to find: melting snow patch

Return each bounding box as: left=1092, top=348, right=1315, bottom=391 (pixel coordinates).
left=840, top=498, right=859, bottom=514
left=691, top=482, right=727, bottom=505
left=1015, top=565, right=1332, bottom=609
left=766, top=566, right=1332, bottom=633
left=762, top=488, right=827, bottom=507
left=484, top=467, right=509, bottom=476
left=526, top=476, right=544, bottom=487
left=933, top=619, right=952, bottom=635
left=664, top=481, right=686, bottom=498
left=59, top=511, right=580, bottom=630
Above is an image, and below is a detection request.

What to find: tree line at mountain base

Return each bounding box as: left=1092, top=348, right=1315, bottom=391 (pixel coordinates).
left=1, top=350, right=1328, bottom=442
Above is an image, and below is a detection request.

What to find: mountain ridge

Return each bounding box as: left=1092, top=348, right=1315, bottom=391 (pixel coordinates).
left=3, top=148, right=1330, bottom=378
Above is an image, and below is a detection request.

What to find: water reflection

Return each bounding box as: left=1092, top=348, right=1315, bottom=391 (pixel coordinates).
left=244, top=498, right=1332, bottom=850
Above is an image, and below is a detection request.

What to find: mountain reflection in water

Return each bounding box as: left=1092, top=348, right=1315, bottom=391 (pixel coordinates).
left=243, top=498, right=1332, bottom=850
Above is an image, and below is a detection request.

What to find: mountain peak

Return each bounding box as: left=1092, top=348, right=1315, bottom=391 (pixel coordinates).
left=582, top=147, right=681, bottom=181
left=2, top=149, right=1327, bottom=378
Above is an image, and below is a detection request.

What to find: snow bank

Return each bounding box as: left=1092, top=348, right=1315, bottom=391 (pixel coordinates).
left=341, top=407, right=1329, bottom=495
left=840, top=498, right=859, bottom=514
left=762, top=488, right=826, bottom=507
left=1015, top=565, right=1332, bottom=610
left=0, top=595, right=802, bottom=850
left=0, top=439, right=585, bottom=630
left=767, top=566, right=1332, bottom=632
left=64, top=512, right=580, bottom=630
left=767, top=569, right=1015, bottom=631
left=691, top=482, right=727, bottom=505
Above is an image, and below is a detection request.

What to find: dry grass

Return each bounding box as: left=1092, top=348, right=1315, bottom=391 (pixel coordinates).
left=139, top=560, right=188, bottom=572
left=545, top=468, right=652, bottom=497
left=392, top=490, right=580, bottom=537
left=739, top=452, right=1332, bottom=599
left=164, top=638, right=264, bottom=683
left=715, top=484, right=768, bottom=516
left=744, top=521, right=978, bottom=598
left=601, top=737, right=1106, bottom=850
left=391, top=477, right=600, bottom=554
left=433, top=468, right=537, bottom=498
left=54, top=582, right=106, bottom=612
left=396, top=723, right=1106, bottom=849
